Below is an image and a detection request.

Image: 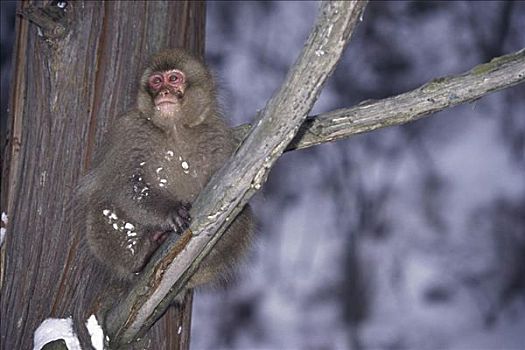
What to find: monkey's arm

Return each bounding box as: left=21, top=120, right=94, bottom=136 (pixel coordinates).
left=77, top=114, right=191, bottom=277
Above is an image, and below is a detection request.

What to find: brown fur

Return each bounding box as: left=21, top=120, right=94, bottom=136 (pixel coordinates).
left=75, top=49, right=253, bottom=286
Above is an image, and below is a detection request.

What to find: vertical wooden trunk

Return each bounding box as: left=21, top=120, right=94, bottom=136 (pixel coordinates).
left=0, top=1, right=204, bottom=349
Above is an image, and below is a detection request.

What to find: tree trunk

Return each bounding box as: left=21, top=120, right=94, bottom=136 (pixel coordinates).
left=0, top=1, right=204, bottom=349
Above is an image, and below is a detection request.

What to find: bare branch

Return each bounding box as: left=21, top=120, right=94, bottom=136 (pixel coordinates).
left=288, top=49, right=525, bottom=150
left=233, top=49, right=525, bottom=151
left=106, top=1, right=368, bottom=346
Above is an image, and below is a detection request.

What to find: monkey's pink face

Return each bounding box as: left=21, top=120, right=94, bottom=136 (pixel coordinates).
left=148, top=69, right=186, bottom=114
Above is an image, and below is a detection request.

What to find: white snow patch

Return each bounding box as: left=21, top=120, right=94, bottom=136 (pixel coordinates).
left=127, top=244, right=136, bottom=255
left=165, top=150, right=174, bottom=160
left=86, top=314, right=105, bottom=350
left=1, top=212, right=7, bottom=245
left=0, top=228, right=5, bottom=246
left=33, top=317, right=81, bottom=350
left=40, top=171, right=47, bottom=186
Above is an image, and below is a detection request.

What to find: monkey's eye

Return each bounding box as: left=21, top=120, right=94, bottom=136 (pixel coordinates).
left=148, top=75, right=163, bottom=89
left=168, top=71, right=185, bottom=85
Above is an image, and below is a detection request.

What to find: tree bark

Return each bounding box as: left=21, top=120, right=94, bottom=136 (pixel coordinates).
left=0, top=1, right=204, bottom=349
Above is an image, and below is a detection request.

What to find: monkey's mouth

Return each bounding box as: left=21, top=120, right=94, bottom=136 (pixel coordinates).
left=155, top=95, right=179, bottom=106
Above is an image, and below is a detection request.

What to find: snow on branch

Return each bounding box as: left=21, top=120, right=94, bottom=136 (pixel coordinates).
left=105, top=1, right=368, bottom=347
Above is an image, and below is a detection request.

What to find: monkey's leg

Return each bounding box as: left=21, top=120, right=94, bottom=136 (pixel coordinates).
left=186, top=205, right=254, bottom=288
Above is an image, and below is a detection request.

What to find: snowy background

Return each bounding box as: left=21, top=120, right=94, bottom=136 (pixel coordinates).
left=1, top=1, right=524, bottom=349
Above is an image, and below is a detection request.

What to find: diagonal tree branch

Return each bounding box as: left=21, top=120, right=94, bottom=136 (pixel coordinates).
left=232, top=48, right=525, bottom=151
left=106, top=1, right=368, bottom=347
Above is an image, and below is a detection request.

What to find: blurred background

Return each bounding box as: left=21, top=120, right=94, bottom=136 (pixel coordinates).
left=2, top=1, right=524, bottom=349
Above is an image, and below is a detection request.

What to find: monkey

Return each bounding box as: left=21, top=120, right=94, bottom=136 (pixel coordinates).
left=75, top=48, right=254, bottom=290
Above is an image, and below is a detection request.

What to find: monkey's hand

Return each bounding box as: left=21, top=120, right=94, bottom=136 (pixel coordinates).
left=168, top=202, right=192, bottom=234
left=149, top=202, right=191, bottom=247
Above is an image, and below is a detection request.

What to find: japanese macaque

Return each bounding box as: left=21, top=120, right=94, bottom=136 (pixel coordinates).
left=75, top=48, right=253, bottom=289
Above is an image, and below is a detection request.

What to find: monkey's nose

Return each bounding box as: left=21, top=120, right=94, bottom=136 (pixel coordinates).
left=160, top=90, right=169, bottom=96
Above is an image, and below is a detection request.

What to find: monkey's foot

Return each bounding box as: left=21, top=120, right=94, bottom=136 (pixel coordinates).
left=152, top=230, right=171, bottom=244
left=169, top=202, right=192, bottom=234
